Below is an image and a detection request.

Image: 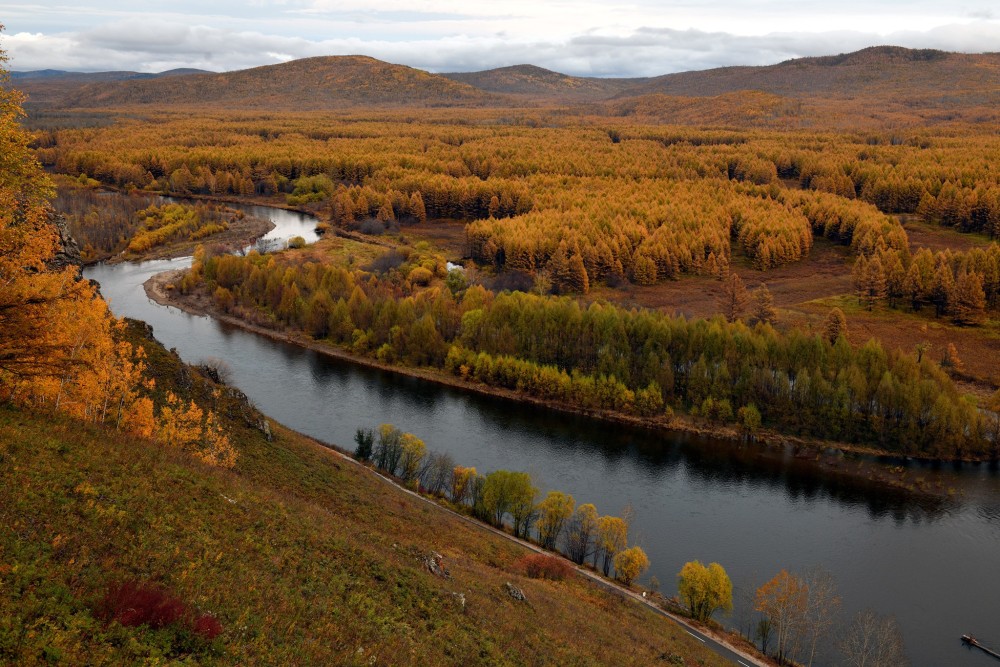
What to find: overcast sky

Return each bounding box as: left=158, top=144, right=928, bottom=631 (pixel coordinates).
left=3, top=1, right=999, bottom=77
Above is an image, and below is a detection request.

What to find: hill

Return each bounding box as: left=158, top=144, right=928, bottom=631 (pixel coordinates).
left=442, top=64, right=643, bottom=102
left=627, top=46, right=985, bottom=97
left=0, top=319, right=729, bottom=666
left=59, top=56, right=493, bottom=110
left=12, top=68, right=210, bottom=81
left=17, top=47, right=1000, bottom=124
left=612, top=46, right=1000, bottom=125
left=12, top=68, right=212, bottom=108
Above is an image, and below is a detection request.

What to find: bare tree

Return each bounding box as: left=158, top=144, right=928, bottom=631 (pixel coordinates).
left=840, top=609, right=909, bottom=667
left=418, top=451, right=454, bottom=496
left=802, top=568, right=841, bottom=667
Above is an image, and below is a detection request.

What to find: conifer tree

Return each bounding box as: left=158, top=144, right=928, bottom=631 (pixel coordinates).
left=751, top=283, right=778, bottom=325
left=718, top=272, right=750, bottom=322
left=952, top=271, right=986, bottom=326
left=823, top=308, right=848, bottom=344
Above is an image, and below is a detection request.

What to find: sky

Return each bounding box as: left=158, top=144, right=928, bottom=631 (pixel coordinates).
left=3, top=1, right=999, bottom=77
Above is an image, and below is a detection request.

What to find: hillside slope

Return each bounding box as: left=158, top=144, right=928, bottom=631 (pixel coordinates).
left=0, top=321, right=728, bottom=666
left=442, top=64, right=643, bottom=101
left=629, top=47, right=999, bottom=98
left=61, top=56, right=493, bottom=110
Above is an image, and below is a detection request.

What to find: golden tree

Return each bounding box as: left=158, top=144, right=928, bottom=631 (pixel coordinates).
left=677, top=560, right=733, bottom=622
left=612, top=546, right=649, bottom=586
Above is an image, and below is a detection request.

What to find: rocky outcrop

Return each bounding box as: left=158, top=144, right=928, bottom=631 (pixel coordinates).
left=504, top=582, right=526, bottom=602
left=47, top=209, right=82, bottom=272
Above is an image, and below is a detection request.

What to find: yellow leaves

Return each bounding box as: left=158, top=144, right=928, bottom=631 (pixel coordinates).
left=677, top=560, right=733, bottom=621
left=612, top=546, right=650, bottom=587
left=156, top=391, right=238, bottom=469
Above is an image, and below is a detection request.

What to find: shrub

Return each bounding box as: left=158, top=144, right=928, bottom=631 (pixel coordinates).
left=409, top=266, right=434, bottom=285
left=96, top=580, right=187, bottom=629
left=95, top=579, right=224, bottom=640
left=517, top=553, right=573, bottom=581
left=192, top=613, right=223, bottom=640
left=366, top=249, right=408, bottom=274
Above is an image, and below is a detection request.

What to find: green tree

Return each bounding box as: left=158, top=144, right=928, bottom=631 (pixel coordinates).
left=737, top=404, right=762, bottom=440
left=398, top=433, right=426, bottom=483
left=374, top=423, right=404, bottom=474
left=481, top=470, right=536, bottom=534
left=677, top=561, right=733, bottom=622
left=353, top=427, right=374, bottom=461
left=595, top=516, right=628, bottom=576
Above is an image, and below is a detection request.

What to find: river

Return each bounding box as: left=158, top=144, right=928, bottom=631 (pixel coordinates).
left=82, top=202, right=1000, bottom=666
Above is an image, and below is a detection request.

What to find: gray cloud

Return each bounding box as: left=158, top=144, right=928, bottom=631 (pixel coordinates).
left=5, top=16, right=1000, bottom=77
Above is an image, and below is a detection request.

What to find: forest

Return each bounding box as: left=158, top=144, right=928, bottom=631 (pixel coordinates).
left=27, top=106, right=998, bottom=459
left=33, top=115, right=1000, bottom=305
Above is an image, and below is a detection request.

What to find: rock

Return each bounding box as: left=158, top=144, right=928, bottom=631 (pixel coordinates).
left=46, top=211, right=82, bottom=273
left=424, top=552, right=450, bottom=578
left=504, top=581, right=526, bottom=602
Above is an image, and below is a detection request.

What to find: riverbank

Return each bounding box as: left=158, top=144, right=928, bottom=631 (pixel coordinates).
left=81, top=204, right=276, bottom=267
left=144, top=268, right=961, bottom=497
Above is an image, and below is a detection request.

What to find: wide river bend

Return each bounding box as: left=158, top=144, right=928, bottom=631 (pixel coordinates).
left=83, top=203, right=1000, bottom=666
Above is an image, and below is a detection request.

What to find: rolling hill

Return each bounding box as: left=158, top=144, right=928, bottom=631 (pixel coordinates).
left=59, top=56, right=493, bottom=110
left=441, top=64, right=644, bottom=102
left=14, top=46, right=1000, bottom=126
left=628, top=46, right=1000, bottom=99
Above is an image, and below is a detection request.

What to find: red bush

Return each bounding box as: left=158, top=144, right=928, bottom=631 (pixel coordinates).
left=97, top=580, right=187, bottom=629
left=192, top=613, right=223, bottom=640
left=517, top=553, right=573, bottom=581
left=96, top=580, right=223, bottom=640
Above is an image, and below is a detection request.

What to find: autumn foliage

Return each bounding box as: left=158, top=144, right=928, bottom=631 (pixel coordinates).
left=96, top=579, right=223, bottom=640
left=0, top=44, right=236, bottom=469
left=516, top=554, right=573, bottom=581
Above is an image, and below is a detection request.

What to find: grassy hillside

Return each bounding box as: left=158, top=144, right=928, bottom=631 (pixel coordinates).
left=60, top=56, right=493, bottom=110
left=0, top=321, right=727, bottom=666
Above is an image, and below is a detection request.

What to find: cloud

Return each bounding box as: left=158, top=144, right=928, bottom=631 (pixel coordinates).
left=4, top=7, right=1000, bottom=77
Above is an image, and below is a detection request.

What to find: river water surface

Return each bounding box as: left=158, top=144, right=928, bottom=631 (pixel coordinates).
left=83, top=203, right=1000, bottom=666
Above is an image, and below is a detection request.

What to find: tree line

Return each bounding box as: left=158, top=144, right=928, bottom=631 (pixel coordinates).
left=353, top=423, right=649, bottom=585
left=190, top=243, right=998, bottom=458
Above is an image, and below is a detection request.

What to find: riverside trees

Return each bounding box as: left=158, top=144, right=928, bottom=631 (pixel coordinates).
left=677, top=561, right=734, bottom=622
left=356, top=425, right=646, bottom=582
left=195, top=243, right=995, bottom=458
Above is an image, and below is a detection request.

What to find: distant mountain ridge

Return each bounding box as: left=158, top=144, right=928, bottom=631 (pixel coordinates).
left=12, top=68, right=210, bottom=81
left=11, top=46, right=1000, bottom=125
